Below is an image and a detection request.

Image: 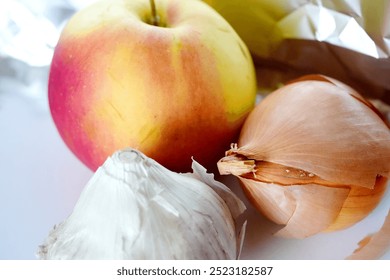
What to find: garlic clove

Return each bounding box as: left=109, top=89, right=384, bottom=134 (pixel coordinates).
left=38, top=148, right=246, bottom=260
left=186, top=159, right=247, bottom=258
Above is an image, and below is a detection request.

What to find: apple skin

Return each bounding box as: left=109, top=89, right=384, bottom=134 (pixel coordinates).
left=49, top=0, right=257, bottom=172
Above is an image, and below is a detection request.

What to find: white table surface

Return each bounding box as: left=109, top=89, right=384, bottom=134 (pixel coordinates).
left=0, top=83, right=389, bottom=260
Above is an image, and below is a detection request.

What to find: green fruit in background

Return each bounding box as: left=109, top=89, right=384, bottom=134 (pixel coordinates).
left=203, top=0, right=286, bottom=59
left=203, top=0, right=390, bottom=104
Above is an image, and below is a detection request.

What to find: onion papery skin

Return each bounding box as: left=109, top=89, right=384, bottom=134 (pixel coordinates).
left=218, top=75, right=390, bottom=238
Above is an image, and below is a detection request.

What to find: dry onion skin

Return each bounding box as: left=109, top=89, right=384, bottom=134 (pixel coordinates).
left=218, top=75, right=390, bottom=243
left=346, top=210, right=390, bottom=260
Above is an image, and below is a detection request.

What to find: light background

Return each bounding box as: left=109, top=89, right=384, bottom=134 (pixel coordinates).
left=0, top=0, right=389, bottom=260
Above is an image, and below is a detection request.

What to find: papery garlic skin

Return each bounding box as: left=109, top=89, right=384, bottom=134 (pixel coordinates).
left=38, top=149, right=246, bottom=260
left=218, top=75, right=390, bottom=239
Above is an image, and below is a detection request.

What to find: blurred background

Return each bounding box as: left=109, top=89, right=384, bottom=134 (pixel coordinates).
left=0, top=0, right=98, bottom=109
left=0, top=0, right=389, bottom=260
left=0, top=0, right=99, bottom=260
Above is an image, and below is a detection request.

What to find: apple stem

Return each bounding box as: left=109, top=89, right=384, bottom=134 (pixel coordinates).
left=149, top=0, right=160, bottom=26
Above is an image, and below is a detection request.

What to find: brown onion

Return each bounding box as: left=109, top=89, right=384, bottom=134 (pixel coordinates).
left=218, top=75, right=390, bottom=241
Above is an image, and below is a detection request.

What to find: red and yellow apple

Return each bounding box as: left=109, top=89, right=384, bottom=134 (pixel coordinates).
left=49, top=0, right=257, bottom=172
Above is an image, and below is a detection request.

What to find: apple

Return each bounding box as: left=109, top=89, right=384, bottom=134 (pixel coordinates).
left=49, top=0, right=257, bottom=172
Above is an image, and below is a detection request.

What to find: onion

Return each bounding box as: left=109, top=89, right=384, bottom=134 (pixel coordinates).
left=218, top=75, right=390, bottom=242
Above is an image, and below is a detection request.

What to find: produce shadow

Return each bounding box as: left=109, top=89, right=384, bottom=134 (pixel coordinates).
left=217, top=174, right=283, bottom=259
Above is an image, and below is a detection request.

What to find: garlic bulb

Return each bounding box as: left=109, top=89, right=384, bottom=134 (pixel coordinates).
left=218, top=75, right=390, bottom=239
left=38, top=148, right=246, bottom=259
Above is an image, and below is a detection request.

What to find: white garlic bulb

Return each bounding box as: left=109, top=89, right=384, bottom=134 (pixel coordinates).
left=37, top=148, right=246, bottom=259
